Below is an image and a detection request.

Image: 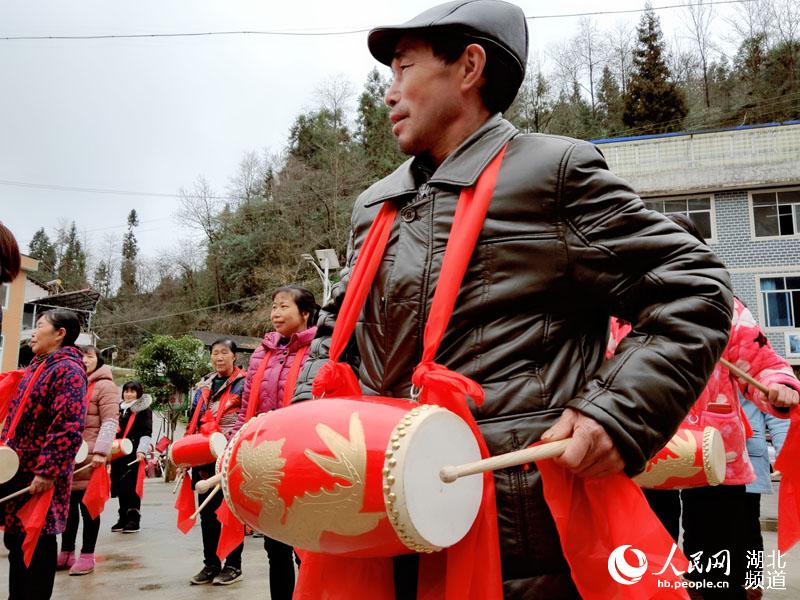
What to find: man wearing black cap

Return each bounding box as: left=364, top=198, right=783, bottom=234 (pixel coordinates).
left=297, top=1, right=733, bottom=597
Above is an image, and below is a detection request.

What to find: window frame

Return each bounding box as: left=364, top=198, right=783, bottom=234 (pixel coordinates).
left=757, top=273, right=800, bottom=331
left=749, top=187, right=800, bottom=241
left=642, top=193, right=718, bottom=244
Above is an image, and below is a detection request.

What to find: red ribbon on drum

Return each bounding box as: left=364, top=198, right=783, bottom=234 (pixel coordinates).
left=83, top=466, right=111, bottom=519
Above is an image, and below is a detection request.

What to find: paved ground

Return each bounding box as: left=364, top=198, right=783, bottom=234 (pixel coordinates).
left=0, top=456, right=797, bottom=598
left=6, top=477, right=285, bottom=599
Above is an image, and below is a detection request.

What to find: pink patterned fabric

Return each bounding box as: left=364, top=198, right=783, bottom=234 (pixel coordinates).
left=609, top=298, right=800, bottom=485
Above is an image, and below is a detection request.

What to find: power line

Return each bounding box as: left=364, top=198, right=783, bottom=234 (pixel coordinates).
left=0, top=1, right=755, bottom=41
left=0, top=178, right=237, bottom=201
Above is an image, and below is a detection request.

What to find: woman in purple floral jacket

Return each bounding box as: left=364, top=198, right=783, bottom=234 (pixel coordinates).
left=1, top=309, right=87, bottom=600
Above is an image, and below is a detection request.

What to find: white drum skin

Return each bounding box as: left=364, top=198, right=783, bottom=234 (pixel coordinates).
left=0, top=445, right=19, bottom=484
left=209, top=432, right=227, bottom=459
left=382, top=404, right=483, bottom=552
left=74, top=440, right=89, bottom=464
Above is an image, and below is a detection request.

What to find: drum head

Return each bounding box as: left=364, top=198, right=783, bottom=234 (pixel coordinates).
left=703, top=426, right=726, bottom=486
left=0, top=446, right=19, bottom=485
left=386, top=406, right=482, bottom=552
left=74, top=440, right=89, bottom=464
left=209, top=432, right=227, bottom=459
left=119, top=438, right=134, bottom=456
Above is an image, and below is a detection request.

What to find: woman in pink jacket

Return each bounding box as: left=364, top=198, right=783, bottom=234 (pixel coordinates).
left=56, top=345, right=119, bottom=575
left=608, top=214, right=800, bottom=599
left=234, top=284, right=318, bottom=600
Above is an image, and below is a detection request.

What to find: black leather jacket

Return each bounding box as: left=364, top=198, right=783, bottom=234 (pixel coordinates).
left=296, top=115, right=733, bottom=597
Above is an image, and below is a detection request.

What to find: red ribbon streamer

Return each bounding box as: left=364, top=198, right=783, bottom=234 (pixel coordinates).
left=0, top=370, right=24, bottom=425
left=215, top=501, right=244, bottom=561
left=775, top=407, right=800, bottom=553
left=82, top=466, right=111, bottom=519
left=538, top=457, right=689, bottom=599
left=175, top=474, right=196, bottom=534
left=135, top=460, right=146, bottom=499
left=18, top=487, right=55, bottom=567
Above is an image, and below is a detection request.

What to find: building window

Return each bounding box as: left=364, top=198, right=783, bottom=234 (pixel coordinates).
left=644, top=196, right=714, bottom=241
left=752, top=189, right=800, bottom=238
left=761, top=276, right=800, bottom=328
left=0, top=283, right=8, bottom=309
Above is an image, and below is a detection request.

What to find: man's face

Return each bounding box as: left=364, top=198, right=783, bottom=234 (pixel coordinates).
left=384, top=37, right=463, bottom=158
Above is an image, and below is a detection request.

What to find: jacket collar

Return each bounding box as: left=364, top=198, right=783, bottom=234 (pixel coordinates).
left=364, top=114, right=518, bottom=207
left=261, top=326, right=317, bottom=353
left=120, top=393, right=152, bottom=414
left=88, top=364, right=114, bottom=384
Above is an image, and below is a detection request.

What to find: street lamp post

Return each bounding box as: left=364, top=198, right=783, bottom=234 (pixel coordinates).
left=301, top=249, right=340, bottom=306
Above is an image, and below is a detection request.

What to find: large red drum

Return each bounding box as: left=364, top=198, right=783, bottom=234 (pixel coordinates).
left=634, top=426, right=726, bottom=489
left=170, top=432, right=226, bottom=468
left=109, top=438, right=134, bottom=461
left=0, top=442, right=19, bottom=484
left=220, top=397, right=483, bottom=557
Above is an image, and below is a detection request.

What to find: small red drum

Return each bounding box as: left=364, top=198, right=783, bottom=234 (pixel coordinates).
left=74, top=440, right=89, bottom=464
left=0, top=443, right=19, bottom=484
left=220, top=397, right=483, bottom=557
left=109, top=438, right=134, bottom=461
left=169, top=432, right=226, bottom=468
left=634, top=426, right=726, bottom=489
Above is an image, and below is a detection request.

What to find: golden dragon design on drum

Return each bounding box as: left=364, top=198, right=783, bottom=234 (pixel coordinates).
left=237, top=412, right=384, bottom=550
left=633, top=429, right=702, bottom=488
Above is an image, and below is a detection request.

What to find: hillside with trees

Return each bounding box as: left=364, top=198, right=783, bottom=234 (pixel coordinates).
left=26, top=0, right=800, bottom=366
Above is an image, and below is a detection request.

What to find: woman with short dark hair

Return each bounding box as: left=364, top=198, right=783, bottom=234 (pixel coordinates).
left=1, top=309, right=87, bottom=600
left=57, top=345, right=119, bottom=575
left=109, top=380, right=152, bottom=534
left=232, top=285, right=320, bottom=600
left=186, top=338, right=246, bottom=586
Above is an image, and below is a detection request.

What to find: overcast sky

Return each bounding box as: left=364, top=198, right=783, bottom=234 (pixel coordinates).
left=0, top=0, right=742, bottom=270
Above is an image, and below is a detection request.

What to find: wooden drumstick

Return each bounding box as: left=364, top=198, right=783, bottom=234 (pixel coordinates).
left=172, top=468, right=187, bottom=494
left=720, top=358, right=770, bottom=395
left=73, top=463, right=94, bottom=476
left=0, top=486, right=31, bottom=505
left=194, top=473, right=222, bottom=495
left=190, top=484, right=221, bottom=520
left=440, top=438, right=571, bottom=484
left=127, top=457, right=141, bottom=467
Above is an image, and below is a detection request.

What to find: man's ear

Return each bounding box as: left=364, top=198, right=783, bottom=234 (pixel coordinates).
left=460, top=43, right=487, bottom=92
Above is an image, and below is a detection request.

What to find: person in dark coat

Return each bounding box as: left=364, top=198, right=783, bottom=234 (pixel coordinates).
left=295, top=2, right=734, bottom=598
left=1, top=309, right=87, bottom=600
left=109, top=380, right=152, bottom=533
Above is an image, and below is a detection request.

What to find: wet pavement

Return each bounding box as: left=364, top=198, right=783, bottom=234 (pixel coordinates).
left=1, top=473, right=798, bottom=598
left=2, top=477, right=281, bottom=599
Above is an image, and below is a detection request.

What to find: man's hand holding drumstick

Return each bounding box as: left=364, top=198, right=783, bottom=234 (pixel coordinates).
left=540, top=408, right=625, bottom=479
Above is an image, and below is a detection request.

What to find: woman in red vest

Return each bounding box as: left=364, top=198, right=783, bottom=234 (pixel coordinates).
left=233, top=285, right=319, bottom=600
left=186, top=338, right=246, bottom=586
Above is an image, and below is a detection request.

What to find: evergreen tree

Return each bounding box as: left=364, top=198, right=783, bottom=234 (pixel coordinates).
left=56, top=222, right=87, bottom=290
left=28, top=228, right=57, bottom=280
left=120, top=209, right=139, bottom=296
left=507, top=69, right=552, bottom=133
left=597, top=66, right=624, bottom=136
left=623, top=4, right=688, bottom=133
left=355, top=68, right=404, bottom=179
left=93, top=261, right=111, bottom=297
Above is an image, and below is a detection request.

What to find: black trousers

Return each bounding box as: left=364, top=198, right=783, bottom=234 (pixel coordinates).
left=645, top=486, right=748, bottom=600
left=263, top=536, right=300, bottom=600
left=4, top=531, right=57, bottom=600
left=198, top=486, right=243, bottom=570
left=743, top=492, right=764, bottom=587
left=61, top=490, right=101, bottom=554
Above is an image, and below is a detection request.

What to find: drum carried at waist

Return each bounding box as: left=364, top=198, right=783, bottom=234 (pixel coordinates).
left=0, top=442, right=19, bottom=484
left=219, top=397, right=483, bottom=557
left=170, top=432, right=227, bottom=468
left=109, top=438, right=134, bottom=461
left=634, top=426, right=726, bottom=490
